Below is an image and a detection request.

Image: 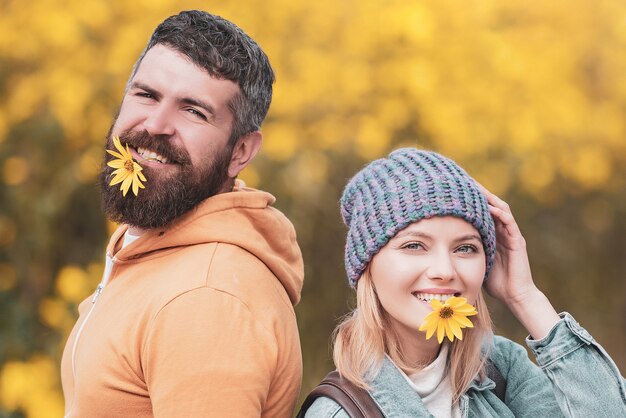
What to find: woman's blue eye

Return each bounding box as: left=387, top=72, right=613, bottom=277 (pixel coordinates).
left=403, top=242, right=424, bottom=250
left=456, top=244, right=477, bottom=253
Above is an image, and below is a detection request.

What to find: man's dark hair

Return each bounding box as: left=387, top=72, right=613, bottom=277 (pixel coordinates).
left=130, top=10, right=275, bottom=145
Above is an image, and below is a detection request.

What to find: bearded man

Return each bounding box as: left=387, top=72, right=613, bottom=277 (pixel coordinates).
left=60, top=10, right=304, bottom=417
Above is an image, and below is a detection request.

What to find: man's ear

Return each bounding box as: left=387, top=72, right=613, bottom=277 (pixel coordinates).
left=228, top=131, right=262, bottom=178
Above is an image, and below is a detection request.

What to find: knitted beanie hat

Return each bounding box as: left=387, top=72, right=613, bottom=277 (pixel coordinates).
left=340, top=148, right=496, bottom=288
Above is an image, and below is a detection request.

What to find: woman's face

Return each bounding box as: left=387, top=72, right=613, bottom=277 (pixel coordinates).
left=370, top=216, right=486, bottom=342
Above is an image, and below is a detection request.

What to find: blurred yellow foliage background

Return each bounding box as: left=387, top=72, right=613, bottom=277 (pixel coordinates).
left=1, top=1, right=625, bottom=416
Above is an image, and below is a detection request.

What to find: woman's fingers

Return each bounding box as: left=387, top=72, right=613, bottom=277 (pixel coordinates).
left=477, top=181, right=523, bottom=241
left=489, top=204, right=522, bottom=239
left=477, top=182, right=511, bottom=214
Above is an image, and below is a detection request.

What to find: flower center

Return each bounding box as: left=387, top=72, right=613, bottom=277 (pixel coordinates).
left=124, top=160, right=135, bottom=172
left=439, top=306, right=454, bottom=319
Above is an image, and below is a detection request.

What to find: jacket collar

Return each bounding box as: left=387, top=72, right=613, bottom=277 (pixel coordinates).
left=468, top=372, right=496, bottom=392
left=368, top=356, right=496, bottom=416
left=368, top=357, right=433, bottom=416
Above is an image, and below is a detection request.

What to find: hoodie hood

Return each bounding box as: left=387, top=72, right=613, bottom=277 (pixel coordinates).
left=106, top=181, right=304, bottom=305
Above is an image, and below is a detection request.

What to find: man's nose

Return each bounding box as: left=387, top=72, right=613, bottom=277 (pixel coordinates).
left=143, top=104, right=175, bottom=137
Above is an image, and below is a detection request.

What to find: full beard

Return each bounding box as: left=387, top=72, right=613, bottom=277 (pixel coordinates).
left=99, top=130, right=233, bottom=229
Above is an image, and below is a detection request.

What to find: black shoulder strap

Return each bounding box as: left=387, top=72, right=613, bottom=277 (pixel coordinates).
left=485, top=358, right=507, bottom=402
left=296, top=371, right=383, bottom=418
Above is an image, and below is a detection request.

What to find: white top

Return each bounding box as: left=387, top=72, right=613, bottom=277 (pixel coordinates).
left=400, top=344, right=461, bottom=418
left=122, top=230, right=141, bottom=248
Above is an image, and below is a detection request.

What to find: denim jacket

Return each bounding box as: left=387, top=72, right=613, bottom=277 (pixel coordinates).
left=304, top=313, right=626, bottom=417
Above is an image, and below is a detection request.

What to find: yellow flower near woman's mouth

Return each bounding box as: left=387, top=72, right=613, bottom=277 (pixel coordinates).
left=106, top=136, right=147, bottom=197
left=419, top=296, right=478, bottom=344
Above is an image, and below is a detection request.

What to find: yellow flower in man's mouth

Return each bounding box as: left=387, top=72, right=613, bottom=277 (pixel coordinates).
left=106, top=136, right=147, bottom=197
left=418, top=296, right=478, bottom=344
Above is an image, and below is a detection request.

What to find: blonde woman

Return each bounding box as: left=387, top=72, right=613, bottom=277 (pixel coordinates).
left=302, top=148, right=625, bottom=417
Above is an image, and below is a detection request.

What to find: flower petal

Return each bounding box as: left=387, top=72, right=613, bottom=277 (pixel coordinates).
left=419, top=313, right=436, bottom=330
left=106, top=150, right=124, bottom=159
left=113, top=136, right=126, bottom=155
left=109, top=168, right=128, bottom=186
left=425, top=326, right=436, bottom=340
left=422, top=310, right=439, bottom=321
left=109, top=173, right=128, bottom=186
left=453, top=308, right=478, bottom=317
left=449, top=318, right=463, bottom=340
left=420, top=313, right=438, bottom=340
left=442, top=320, right=454, bottom=342
left=446, top=297, right=468, bottom=307
left=107, top=160, right=125, bottom=168
left=451, top=314, right=474, bottom=328
left=436, top=321, right=445, bottom=344
left=121, top=176, right=133, bottom=196
left=430, top=299, right=443, bottom=310
left=110, top=167, right=128, bottom=175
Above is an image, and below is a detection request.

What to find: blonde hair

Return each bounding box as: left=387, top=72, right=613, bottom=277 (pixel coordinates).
left=333, top=268, right=493, bottom=404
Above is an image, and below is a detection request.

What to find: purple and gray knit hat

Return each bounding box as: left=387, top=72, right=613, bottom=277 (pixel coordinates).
left=340, top=148, right=496, bottom=288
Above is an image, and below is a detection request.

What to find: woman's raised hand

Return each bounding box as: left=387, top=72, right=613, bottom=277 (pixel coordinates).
left=478, top=184, right=560, bottom=339
left=479, top=184, right=536, bottom=305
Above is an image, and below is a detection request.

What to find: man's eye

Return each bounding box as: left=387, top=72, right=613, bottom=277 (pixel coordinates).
left=135, top=92, right=154, bottom=99
left=186, top=108, right=207, bottom=120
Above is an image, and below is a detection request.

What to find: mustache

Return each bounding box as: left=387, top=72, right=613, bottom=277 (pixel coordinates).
left=109, top=130, right=191, bottom=165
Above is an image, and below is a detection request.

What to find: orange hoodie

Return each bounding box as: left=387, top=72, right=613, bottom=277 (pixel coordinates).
left=61, top=182, right=304, bottom=417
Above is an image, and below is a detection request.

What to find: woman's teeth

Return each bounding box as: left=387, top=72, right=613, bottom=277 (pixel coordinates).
left=413, top=293, right=457, bottom=303
left=137, top=147, right=168, bottom=163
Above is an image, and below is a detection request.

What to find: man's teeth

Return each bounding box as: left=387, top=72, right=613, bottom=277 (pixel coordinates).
left=137, top=147, right=168, bottom=163
left=414, top=293, right=456, bottom=303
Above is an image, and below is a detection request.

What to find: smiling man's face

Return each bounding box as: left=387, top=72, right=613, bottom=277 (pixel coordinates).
left=100, top=44, right=241, bottom=229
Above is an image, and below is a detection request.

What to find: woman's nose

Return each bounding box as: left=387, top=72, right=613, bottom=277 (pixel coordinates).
left=426, top=252, right=455, bottom=282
